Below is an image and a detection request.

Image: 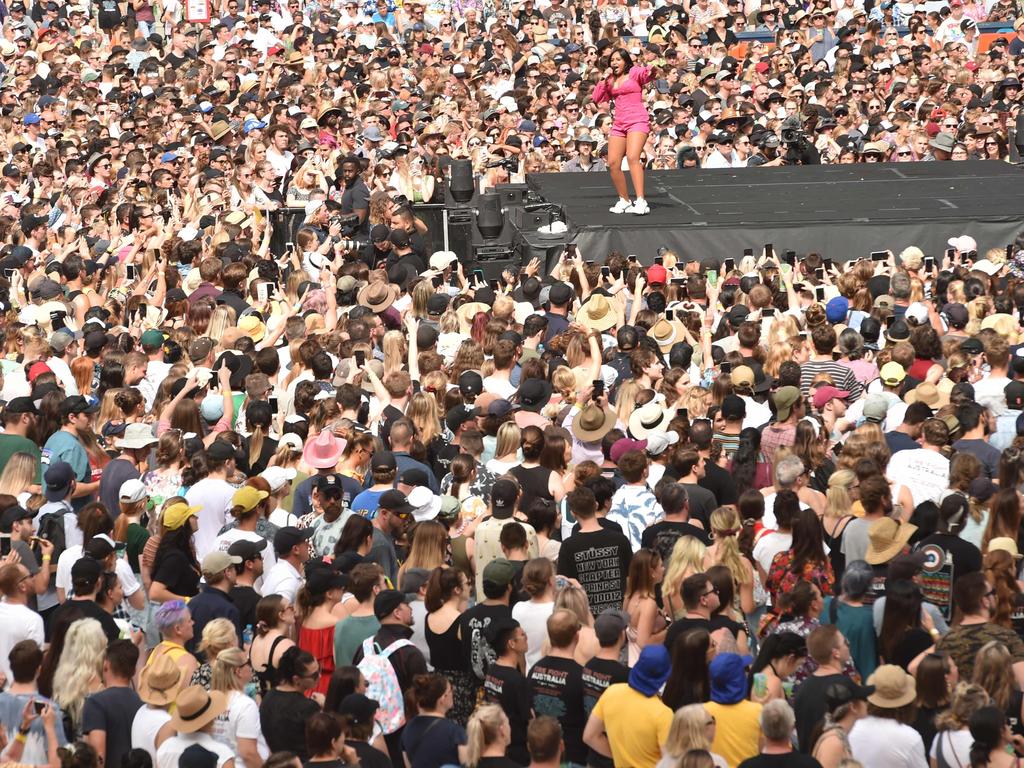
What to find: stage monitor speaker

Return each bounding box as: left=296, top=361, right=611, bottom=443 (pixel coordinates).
left=492, top=183, right=530, bottom=207
left=448, top=160, right=475, bottom=203
left=476, top=193, right=505, bottom=240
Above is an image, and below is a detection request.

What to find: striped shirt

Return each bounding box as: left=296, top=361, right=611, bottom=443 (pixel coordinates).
left=799, top=359, right=864, bottom=401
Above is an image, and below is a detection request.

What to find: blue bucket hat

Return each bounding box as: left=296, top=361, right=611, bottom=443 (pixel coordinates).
left=629, top=645, right=672, bottom=696
left=709, top=653, right=753, bottom=704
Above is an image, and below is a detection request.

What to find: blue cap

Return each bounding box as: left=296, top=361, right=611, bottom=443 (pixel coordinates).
left=566, top=42, right=581, bottom=53
left=44, top=461, right=75, bottom=502
left=628, top=645, right=672, bottom=696
left=160, top=151, right=179, bottom=163
left=23, top=113, right=40, bottom=125
left=243, top=117, right=267, bottom=134
left=519, top=119, right=537, bottom=132
left=709, top=653, right=753, bottom=704
left=826, top=296, right=849, bottom=324
left=198, top=100, right=214, bottom=113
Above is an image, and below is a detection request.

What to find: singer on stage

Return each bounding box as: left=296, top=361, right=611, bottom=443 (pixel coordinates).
left=592, top=48, right=656, bottom=216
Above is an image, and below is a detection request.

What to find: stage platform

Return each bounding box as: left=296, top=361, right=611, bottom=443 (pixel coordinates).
left=525, top=161, right=1024, bottom=263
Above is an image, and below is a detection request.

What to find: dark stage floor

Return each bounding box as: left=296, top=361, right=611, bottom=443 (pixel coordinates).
left=525, top=161, right=1024, bottom=262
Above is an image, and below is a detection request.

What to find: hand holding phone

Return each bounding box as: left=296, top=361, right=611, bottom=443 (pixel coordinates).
left=592, top=379, right=604, bottom=400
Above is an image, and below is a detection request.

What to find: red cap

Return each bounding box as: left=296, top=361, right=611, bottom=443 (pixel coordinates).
left=27, top=361, right=52, bottom=383
left=812, top=385, right=851, bottom=411
left=646, top=264, right=668, bottom=285
left=755, top=61, right=770, bottom=74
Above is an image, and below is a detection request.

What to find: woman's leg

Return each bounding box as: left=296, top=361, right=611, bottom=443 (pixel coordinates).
left=607, top=134, right=629, bottom=200
left=626, top=131, right=649, bottom=200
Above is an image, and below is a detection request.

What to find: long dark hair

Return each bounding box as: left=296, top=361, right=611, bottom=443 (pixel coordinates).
left=790, top=506, right=828, bottom=573
left=153, top=523, right=199, bottom=575
left=662, top=627, right=710, bottom=709
left=336, top=516, right=373, bottom=560
left=880, top=579, right=924, bottom=663
left=969, top=705, right=1007, bottom=768
left=731, top=428, right=762, bottom=496
left=751, top=631, right=806, bottom=675
left=608, top=47, right=634, bottom=80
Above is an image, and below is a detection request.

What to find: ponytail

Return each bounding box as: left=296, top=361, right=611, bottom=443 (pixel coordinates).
left=248, top=424, right=265, bottom=470
left=465, top=704, right=506, bottom=768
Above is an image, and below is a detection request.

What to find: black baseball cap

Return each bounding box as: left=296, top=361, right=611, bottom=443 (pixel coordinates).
left=4, top=397, right=37, bottom=415
left=373, top=588, right=407, bottom=618
left=227, top=538, right=265, bottom=562
left=273, top=525, right=314, bottom=554
left=371, top=451, right=397, bottom=472
left=379, top=489, right=414, bottom=516
left=0, top=505, right=32, bottom=533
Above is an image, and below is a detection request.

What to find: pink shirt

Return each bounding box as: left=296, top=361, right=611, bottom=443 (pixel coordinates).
left=593, top=65, right=652, bottom=125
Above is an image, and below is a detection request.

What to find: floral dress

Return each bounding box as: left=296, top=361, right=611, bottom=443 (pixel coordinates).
left=765, top=551, right=835, bottom=607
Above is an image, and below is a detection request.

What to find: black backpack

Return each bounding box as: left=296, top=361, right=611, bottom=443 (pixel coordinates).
left=36, top=510, right=68, bottom=562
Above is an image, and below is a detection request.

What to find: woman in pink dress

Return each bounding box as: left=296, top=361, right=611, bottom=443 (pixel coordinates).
left=592, top=48, right=656, bottom=216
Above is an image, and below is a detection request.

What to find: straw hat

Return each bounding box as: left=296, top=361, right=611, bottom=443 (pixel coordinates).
left=169, top=687, right=228, bottom=733
left=988, top=537, right=1023, bottom=559
left=864, top=517, right=917, bottom=565
left=138, top=654, right=184, bottom=706
left=866, top=665, right=916, bottom=708
left=571, top=402, right=617, bottom=442
left=649, top=318, right=686, bottom=352
left=903, top=382, right=949, bottom=409
left=455, top=301, right=489, bottom=334
left=576, top=294, right=618, bottom=332
left=210, top=120, right=231, bottom=141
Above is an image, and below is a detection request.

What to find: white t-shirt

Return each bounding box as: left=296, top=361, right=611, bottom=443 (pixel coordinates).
left=186, top=477, right=236, bottom=560
left=210, top=691, right=269, bottom=768
left=55, top=547, right=141, bottom=600
left=132, top=705, right=172, bottom=763
left=930, top=728, right=972, bottom=767
left=849, top=715, right=928, bottom=768
left=760, top=493, right=811, bottom=530
left=158, top=732, right=236, bottom=768
left=267, top=508, right=298, bottom=529
left=887, top=449, right=950, bottom=509
left=410, top=600, right=430, bottom=666
left=481, top=376, right=516, bottom=399
left=753, top=531, right=792, bottom=576
left=973, top=374, right=1010, bottom=417
left=512, top=599, right=555, bottom=672
left=261, top=559, right=302, bottom=603
left=0, top=603, right=43, bottom=681
left=210, top=530, right=277, bottom=577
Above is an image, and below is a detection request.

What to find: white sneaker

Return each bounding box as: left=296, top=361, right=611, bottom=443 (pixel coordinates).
left=630, top=199, right=650, bottom=215
left=609, top=198, right=632, bottom=214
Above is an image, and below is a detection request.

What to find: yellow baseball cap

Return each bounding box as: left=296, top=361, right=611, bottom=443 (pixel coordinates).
left=231, top=486, right=269, bottom=513
left=163, top=502, right=200, bottom=531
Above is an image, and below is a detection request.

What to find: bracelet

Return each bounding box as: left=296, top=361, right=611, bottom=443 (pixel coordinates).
left=41, top=556, right=50, bottom=563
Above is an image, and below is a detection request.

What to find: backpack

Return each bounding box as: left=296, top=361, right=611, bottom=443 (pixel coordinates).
left=36, top=510, right=68, bottom=562
left=357, top=636, right=414, bottom=735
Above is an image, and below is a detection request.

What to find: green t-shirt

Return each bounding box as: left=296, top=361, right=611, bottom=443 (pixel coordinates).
left=0, top=434, right=42, bottom=484
left=333, top=614, right=380, bottom=667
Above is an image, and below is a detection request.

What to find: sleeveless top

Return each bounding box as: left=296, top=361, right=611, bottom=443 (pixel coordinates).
left=250, top=634, right=288, bottom=694
left=425, top=615, right=467, bottom=672
left=147, top=640, right=188, bottom=668
left=508, top=464, right=553, bottom=511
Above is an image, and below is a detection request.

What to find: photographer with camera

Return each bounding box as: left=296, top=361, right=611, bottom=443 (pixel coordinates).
left=778, top=116, right=822, bottom=166
left=747, top=132, right=786, bottom=167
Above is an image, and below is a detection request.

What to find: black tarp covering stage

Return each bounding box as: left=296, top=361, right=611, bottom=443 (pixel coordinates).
left=525, top=161, right=1024, bottom=264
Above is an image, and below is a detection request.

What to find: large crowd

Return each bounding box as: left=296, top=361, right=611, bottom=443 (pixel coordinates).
left=1, top=1, right=1024, bottom=768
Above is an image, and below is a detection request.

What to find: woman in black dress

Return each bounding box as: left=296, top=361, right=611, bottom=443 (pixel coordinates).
left=424, top=567, right=477, bottom=726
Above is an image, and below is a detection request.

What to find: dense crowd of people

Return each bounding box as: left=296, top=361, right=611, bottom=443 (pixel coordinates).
left=1, top=0, right=1024, bottom=768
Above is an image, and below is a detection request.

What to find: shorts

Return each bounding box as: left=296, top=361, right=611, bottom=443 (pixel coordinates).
left=610, top=119, right=651, bottom=138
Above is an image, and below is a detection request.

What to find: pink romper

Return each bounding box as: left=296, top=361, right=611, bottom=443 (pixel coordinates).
left=592, top=65, right=653, bottom=137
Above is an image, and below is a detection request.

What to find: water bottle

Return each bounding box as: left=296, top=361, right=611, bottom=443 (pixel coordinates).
left=242, top=624, right=254, bottom=647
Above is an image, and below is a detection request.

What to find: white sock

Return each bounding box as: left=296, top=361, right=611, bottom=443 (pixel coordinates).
left=619, top=197, right=630, bottom=203
left=635, top=197, right=646, bottom=203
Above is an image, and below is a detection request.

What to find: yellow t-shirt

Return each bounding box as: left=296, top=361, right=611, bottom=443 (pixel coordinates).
left=592, top=683, right=673, bottom=768
left=706, top=699, right=763, bottom=768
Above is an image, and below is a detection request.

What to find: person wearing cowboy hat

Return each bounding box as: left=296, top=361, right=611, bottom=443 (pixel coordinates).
left=294, top=430, right=348, bottom=520
left=156, top=686, right=234, bottom=768
left=133, top=653, right=185, bottom=761
left=561, top=133, right=606, bottom=172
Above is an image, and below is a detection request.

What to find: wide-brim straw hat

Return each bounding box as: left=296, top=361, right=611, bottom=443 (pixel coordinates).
left=138, top=654, right=184, bottom=706
left=168, top=687, right=227, bottom=733
left=865, top=517, right=917, bottom=565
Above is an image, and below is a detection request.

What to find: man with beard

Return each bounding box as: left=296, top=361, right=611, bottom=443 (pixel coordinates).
left=0, top=397, right=41, bottom=480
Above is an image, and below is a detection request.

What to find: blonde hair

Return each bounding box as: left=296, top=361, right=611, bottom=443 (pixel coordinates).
left=53, top=618, right=106, bottom=727
left=382, top=330, right=408, bottom=377
left=208, top=306, right=236, bottom=345
left=0, top=452, right=38, bottom=497
left=709, top=506, right=751, bottom=586
left=664, top=536, right=708, bottom=618
left=614, top=380, right=642, bottom=426
left=554, top=584, right=594, bottom=627
left=406, top=391, right=442, bottom=445
left=826, top=469, right=857, bottom=519
left=662, top=704, right=714, bottom=760
left=465, top=705, right=509, bottom=768
left=494, top=422, right=522, bottom=461
left=210, top=646, right=249, bottom=693
left=198, top=617, right=239, bottom=659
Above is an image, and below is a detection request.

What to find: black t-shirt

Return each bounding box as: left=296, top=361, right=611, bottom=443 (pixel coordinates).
left=483, top=663, right=532, bottom=766
left=641, top=520, right=711, bottom=564
left=679, top=483, right=717, bottom=528
left=151, top=547, right=201, bottom=598
left=230, top=585, right=261, bottom=632
left=459, top=602, right=512, bottom=682
left=81, top=685, right=143, bottom=768
left=710, top=613, right=745, bottom=639
left=347, top=741, right=391, bottom=768
left=51, top=599, right=120, bottom=643
left=557, top=528, right=632, bottom=617
left=260, top=689, right=321, bottom=761
left=700, top=462, right=738, bottom=506
left=793, top=673, right=851, bottom=752
left=580, top=657, right=629, bottom=768
left=527, top=655, right=586, bottom=763
left=889, top=627, right=934, bottom=671
left=739, top=752, right=823, bottom=768
left=379, top=404, right=405, bottom=449
left=664, top=616, right=712, bottom=654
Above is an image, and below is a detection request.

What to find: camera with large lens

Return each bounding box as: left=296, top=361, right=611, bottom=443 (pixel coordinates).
left=330, top=212, right=361, bottom=235
left=337, top=238, right=368, bottom=251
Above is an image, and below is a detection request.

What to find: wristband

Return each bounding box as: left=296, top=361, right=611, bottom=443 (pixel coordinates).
left=42, top=556, right=51, bottom=562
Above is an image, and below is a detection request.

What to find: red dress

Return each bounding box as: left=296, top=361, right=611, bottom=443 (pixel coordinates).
left=298, top=624, right=335, bottom=696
